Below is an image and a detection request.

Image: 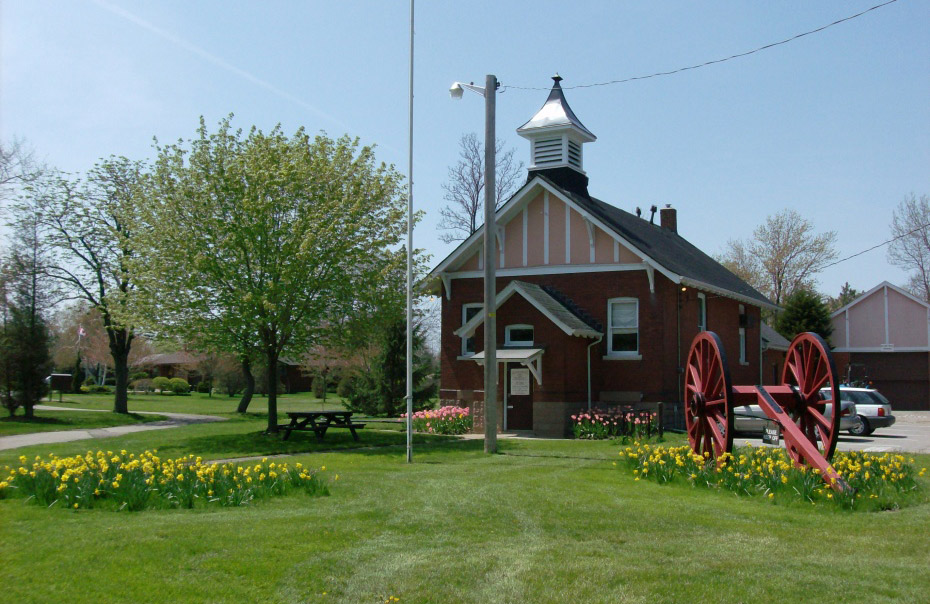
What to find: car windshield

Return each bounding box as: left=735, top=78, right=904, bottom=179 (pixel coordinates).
left=866, top=390, right=890, bottom=405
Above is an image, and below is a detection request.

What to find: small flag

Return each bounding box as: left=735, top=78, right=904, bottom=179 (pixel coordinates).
left=78, top=326, right=86, bottom=337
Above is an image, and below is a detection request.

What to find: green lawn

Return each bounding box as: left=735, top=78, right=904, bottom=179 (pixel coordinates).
left=1, top=421, right=928, bottom=603
left=46, top=391, right=351, bottom=416
left=0, top=410, right=167, bottom=436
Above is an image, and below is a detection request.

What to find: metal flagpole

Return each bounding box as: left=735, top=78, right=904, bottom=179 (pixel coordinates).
left=405, top=0, right=415, bottom=463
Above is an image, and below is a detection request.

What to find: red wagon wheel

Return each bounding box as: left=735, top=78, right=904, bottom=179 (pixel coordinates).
left=780, top=332, right=841, bottom=463
left=684, top=332, right=734, bottom=459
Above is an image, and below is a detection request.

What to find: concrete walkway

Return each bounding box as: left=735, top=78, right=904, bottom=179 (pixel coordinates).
left=0, top=405, right=227, bottom=451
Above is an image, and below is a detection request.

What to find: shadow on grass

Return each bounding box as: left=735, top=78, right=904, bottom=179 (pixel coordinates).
left=1, top=412, right=156, bottom=427
left=155, top=427, right=482, bottom=461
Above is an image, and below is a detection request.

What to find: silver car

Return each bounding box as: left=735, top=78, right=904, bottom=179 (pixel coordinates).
left=734, top=397, right=858, bottom=433
left=823, top=386, right=896, bottom=436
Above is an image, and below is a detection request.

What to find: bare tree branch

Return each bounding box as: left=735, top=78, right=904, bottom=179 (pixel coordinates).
left=437, top=133, right=525, bottom=244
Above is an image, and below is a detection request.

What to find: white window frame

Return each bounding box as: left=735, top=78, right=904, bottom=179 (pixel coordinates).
left=738, top=304, right=747, bottom=364
left=505, top=324, right=534, bottom=347
left=697, top=292, right=707, bottom=332
left=606, top=297, right=640, bottom=358
left=461, top=303, right=482, bottom=357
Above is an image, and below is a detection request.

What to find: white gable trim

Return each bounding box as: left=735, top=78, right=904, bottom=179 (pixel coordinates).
left=454, top=280, right=601, bottom=339
left=830, top=280, right=930, bottom=317
left=429, top=176, right=673, bottom=282
left=680, top=276, right=780, bottom=311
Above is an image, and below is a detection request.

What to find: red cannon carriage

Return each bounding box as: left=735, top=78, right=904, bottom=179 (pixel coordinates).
left=684, top=331, right=850, bottom=491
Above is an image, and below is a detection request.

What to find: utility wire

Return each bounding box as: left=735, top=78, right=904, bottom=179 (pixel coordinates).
left=822, top=220, right=930, bottom=271
left=502, top=0, right=899, bottom=91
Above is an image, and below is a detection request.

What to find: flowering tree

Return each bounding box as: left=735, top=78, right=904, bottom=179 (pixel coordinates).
left=141, top=117, right=409, bottom=432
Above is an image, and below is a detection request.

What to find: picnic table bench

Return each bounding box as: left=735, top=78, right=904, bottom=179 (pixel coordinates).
left=279, top=411, right=366, bottom=441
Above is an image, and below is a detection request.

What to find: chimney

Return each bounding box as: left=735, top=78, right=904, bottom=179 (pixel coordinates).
left=660, top=204, right=677, bottom=232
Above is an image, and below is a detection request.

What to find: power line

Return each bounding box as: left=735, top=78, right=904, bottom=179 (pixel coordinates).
left=822, top=220, right=930, bottom=271
left=502, top=0, right=900, bottom=92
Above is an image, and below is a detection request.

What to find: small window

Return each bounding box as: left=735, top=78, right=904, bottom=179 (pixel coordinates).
left=697, top=293, right=706, bottom=332
left=462, top=304, right=482, bottom=356
left=505, top=324, right=534, bottom=346
left=608, top=298, right=639, bottom=355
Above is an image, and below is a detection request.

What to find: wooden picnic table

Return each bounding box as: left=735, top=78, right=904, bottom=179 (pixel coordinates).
left=279, top=411, right=366, bottom=441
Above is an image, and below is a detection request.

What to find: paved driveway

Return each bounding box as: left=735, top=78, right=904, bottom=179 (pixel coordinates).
left=735, top=411, right=930, bottom=454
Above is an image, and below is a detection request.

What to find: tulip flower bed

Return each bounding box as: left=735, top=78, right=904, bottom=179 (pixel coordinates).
left=571, top=408, right=659, bottom=441
left=402, top=406, right=472, bottom=435
left=617, top=442, right=927, bottom=510
left=0, top=450, right=331, bottom=511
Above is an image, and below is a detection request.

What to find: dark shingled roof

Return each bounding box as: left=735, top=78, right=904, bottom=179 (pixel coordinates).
left=533, top=172, right=774, bottom=309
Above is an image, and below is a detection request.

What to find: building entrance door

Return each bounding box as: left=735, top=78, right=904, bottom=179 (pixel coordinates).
left=506, top=364, right=533, bottom=430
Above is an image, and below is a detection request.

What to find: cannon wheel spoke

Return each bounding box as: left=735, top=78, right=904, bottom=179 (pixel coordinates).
left=684, top=332, right=733, bottom=461
left=781, top=332, right=841, bottom=464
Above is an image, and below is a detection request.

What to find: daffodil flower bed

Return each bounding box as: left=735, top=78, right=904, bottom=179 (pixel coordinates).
left=571, top=408, right=660, bottom=441
left=617, top=443, right=927, bottom=511
left=402, top=406, right=472, bottom=435
left=0, top=450, right=332, bottom=511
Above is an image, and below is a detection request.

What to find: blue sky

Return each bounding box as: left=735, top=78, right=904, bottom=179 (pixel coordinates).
left=2, top=0, right=928, bottom=299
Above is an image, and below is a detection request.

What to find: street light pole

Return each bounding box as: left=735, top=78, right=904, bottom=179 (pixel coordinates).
left=482, top=74, right=498, bottom=454
left=449, top=74, right=498, bottom=453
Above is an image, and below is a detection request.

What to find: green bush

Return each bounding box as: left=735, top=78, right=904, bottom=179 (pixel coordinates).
left=83, top=376, right=96, bottom=387
left=311, top=376, right=326, bottom=399
left=130, top=371, right=150, bottom=382
left=131, top=378, right=154, bottom=393
left=152, top=376, right=172, bottom=393
left=336, top=375, right=354, bottom=398
left=168, top=378, right=190, bottom=395
left=80, top=384, right=112, bottom=394
left=195, top=380, right=212, bottom=394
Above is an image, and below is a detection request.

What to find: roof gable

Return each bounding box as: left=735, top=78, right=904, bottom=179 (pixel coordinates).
left=830, top=280, right=930, bottom=317
left=455, top=280, right=601, bottom=339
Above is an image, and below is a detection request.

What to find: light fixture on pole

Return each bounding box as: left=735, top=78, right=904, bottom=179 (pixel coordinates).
left=449, top=74, right=499, bottom=454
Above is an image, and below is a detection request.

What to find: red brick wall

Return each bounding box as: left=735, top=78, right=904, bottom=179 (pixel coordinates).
left=831, top=351, right=930, bottom=411
left=440, top=271, right=762, bottom=410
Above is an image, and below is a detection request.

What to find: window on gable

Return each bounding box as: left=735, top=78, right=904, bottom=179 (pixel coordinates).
left=608, top=298, right=639, bottom=354
left=462, top=304, right=482, bottom=356
left=505, top=324, right=534, bottom=347
left=697, top=293, right=707, bottom=332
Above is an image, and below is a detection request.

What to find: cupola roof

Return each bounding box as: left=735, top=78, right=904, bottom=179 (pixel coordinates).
left=517, top=75, right=596, bottom=142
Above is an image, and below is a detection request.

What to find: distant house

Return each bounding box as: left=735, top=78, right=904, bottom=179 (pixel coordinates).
left=427, top=76, right=776, bottom=437
left=137, top=352, right=312, bottom=393
left=761, top=323, right=791, bottom=386
left=138, top=351, right=202, bottom=381
left=830, top=281, right=930, bottom=410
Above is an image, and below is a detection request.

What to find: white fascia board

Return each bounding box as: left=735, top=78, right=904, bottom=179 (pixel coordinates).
left=533, top=179, right=682, bottom=284
left=446, top=263, right=651, bottom=280
left=829, top=280, right=930, bottom=318
left=427, top=178, right=543, bottom=280
left=679, top=277, right=779, bottom=311
left=454, top=281, right=602, bottom=339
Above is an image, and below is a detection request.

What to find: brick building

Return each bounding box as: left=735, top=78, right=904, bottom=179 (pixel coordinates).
left=428, top=77, right=776, bottom=437
left=830, top=281, right=930, bottom=410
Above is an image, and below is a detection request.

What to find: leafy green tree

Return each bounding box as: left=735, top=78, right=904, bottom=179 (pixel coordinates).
left=775, top=289, right=834, bottom=343
left=37, top=158, right=147, bottom=413
left=827, top=281, right=860, bottom=312
left=141, top=117, right=409, bottom=432
left=70, top=353, right=83, bottom=394
left=346, top=315, right=436, bottom=417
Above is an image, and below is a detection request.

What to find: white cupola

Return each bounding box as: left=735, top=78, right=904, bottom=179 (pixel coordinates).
left=516, top=74, right=596, bottom=174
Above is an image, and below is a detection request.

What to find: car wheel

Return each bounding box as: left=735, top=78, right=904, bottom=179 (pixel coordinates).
left=849, top=415, right=872, bottom=436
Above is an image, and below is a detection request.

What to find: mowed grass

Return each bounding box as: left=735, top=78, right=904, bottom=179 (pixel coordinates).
left=46, top=391, right=352, bottom=416
left=1, top=420, right=929, bottom=603
left=0, top=410, right=167, bottom=436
